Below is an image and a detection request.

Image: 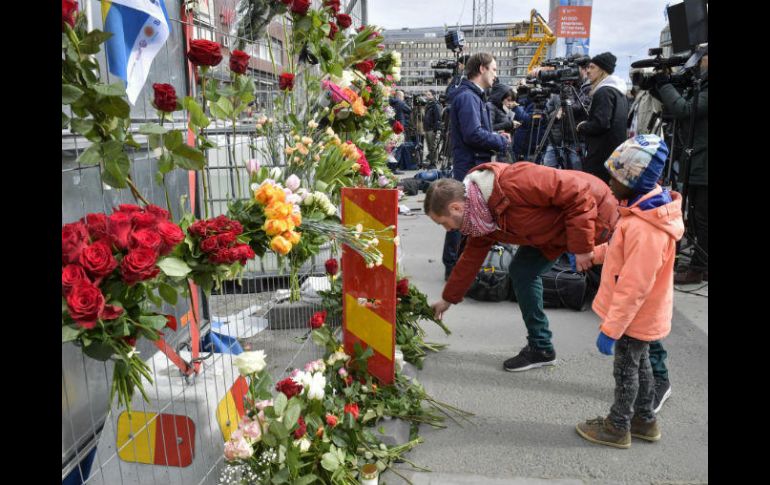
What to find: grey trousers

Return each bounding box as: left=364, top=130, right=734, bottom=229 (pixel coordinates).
left=608, top=335, right=656, bottom=431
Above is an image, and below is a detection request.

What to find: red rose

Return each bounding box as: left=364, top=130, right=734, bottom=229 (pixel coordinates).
left=217, top=232, right=237, bottom=248
left=188, top=220, right=210, bottom=237
left=120, top=248, right=160, bottom=285
left=62, top=264, right=90, bottom=296
left=233, top=244, right=256, bottom=265
left=279, top=72, right=295, bottom=91
left=165, top=315, right=178, bottom=332
left=210, top=248, right=237, bottom=264
left=397, top=278, right=410, bottom=297
left=229, top=49, right=250, bottom=75
left=129, top=229, right=163, bottom=253
left=66, top=281, right=105, bottom=329
left=115, top=204, right=142, bottom=214
left=325, top=258, right=338, bottom=276
left=344, top=402, right=360, bottom=420
left=328, top=21, right=339, bottom=40
left=336, top=14, right=352, bottom=29
left=323, top=0, right=341, bottom=14
left=357, top=25, right=367, bottom=32
left=108, top=212, right=133, bottom=250
left=275, top=377, right=303, bottom=398
left=131, top=211, right=158, bottom=230
left=392, top=121, right=404, bottom=134
left=355, top=60, right=375, bottom=74
left=62, top=221, right=89, bottom=265
left=79, top=241, right=118, bottom=278
left=325, top=414, right=338, bottom=427
left=310, top=310, right=327, bottom=329
left=146, top=204, right=170, bottom=221
left=293, top=416, right=307, bottom=439
left=200, top=236, right=219, bottom=253
left=344, top=375, right=353, bottom=386
left=156, top=221, right=184, bottom=255
left=358, top=157, right=371, bottom=176
left=122, top=336, right=137, bottom=347
left=152, top=84, right=177, bottom=113
left=101, top=304, right=124, bottom=321
left=62, top=0, right=78, bottom=31
left=187, top=39, right=223, bottom=67
left=81, top=213, right=110, bottom=242
left=290, top=0, right=311, bottom=15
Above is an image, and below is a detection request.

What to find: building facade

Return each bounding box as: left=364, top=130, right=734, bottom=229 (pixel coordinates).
left=382, top=22, right=541, bottom=94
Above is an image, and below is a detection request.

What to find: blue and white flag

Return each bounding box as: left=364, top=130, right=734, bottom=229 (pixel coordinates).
left=101, top=0, right=171, bottom=105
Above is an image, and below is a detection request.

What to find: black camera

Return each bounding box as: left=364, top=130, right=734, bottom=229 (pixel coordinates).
left=444, top=30, right=465, bottom=52
left=431, top=59, right=458, bottom=70
left=412, top=94, right=427, bottom=106
left=537, top=54, right=589, bottom=84
left=631, top=46, right=705, bottom=91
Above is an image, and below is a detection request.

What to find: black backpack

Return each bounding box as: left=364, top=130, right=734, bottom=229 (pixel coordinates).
left=400, top=178, right=421, bottom=196
left=466, top=244, right=516, bottom=302
left=510, top=253, right=601, bottom=311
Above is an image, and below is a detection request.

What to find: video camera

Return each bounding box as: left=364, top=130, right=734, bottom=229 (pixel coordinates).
left=537, top=54, right=590, bottom=84
left=630, top=47, right=704, bottom=91
left=412, top=94, right=428, bottom=107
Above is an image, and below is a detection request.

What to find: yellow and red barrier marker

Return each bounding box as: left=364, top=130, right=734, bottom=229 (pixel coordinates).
left=216, top=375, right=249, bottom=442
left=116, top=412, right=195, bottom=467
left=341, top=188, right=398, bottom=385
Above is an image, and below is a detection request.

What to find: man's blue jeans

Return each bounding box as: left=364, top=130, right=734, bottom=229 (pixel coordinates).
left=543, top=145, right=582, bottom=170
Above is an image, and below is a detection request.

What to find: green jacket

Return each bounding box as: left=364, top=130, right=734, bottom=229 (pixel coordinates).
left=658, top=74, right=708, bottom=186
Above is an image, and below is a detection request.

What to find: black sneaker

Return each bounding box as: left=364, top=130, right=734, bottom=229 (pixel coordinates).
left=652, top=379, right=672, bottom=414
left=503, top=345, right=556, bottom=372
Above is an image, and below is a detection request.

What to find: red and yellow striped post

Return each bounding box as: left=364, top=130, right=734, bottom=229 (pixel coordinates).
left=341, top=188, right=398, bottom=385
left=116, top=412, right=196, bottom=467
left=216, top=376, right=250, bottom=441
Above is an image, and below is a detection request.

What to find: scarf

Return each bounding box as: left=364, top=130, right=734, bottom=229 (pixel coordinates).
left=460, top=181, right=497, bottom=237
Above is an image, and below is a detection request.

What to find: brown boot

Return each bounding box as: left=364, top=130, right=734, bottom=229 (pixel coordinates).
left=674, top=270, right=703, bottom=285
left=630, top=415, right=661, bottom=442
left=576, top=417, right=631, bottom=449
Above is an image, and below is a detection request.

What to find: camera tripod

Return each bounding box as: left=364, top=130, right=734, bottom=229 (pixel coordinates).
left=530, top=84, right=588, bottom=168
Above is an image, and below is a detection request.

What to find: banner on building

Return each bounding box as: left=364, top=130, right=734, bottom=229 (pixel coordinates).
left=549, top=0, right=592, bottom=57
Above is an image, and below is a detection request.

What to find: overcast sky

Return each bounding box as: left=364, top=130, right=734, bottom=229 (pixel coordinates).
left=367, top=0, right=676, bottom=84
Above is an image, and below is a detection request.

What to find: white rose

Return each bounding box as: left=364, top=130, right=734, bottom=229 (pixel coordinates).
left=234, top=350, right=267, bottom=376
left=307, top=372, right=326, bottom=401
left=296, top=437, right=311, bottom=452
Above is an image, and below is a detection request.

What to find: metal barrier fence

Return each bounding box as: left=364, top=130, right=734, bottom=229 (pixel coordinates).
left=62, top=1, right=365, bottom=483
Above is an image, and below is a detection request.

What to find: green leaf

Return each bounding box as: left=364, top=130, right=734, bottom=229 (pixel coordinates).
left=284, top=400, right=301, bottom=429
left=294, top=474, right=319, bottom=485
left=157, top=257, right=192, bottom=277
left=62, top=112, right=70, bottom=129
left=274, top=392, right=288, bottom=415
left=139, top=314, right=169, bottom=330
left=158, top=152, right=174, bottom=174
left=79, top=30, right=113, bottom=54
left=320, top=452, right=340, bottom=472
left=270, top=467, right=290, bottom=484
left=148, top=134, right=163, bottom=150
left=171, top=144, right=206, bottom=170
left=93, top=82, right=127, bottom=97
left=262, top=432, right=277, bottom=447
left=362, top=408, right=377, bottom=423
left=62, top=84, right=84, bottom=104
left=270, top=420, right=289, bottom=439
left=62, top=325, right=81, bottom=343
left=330, top=433, right=348, bottom=449
left=138, top=123, right=168, bottom=135
left=184, top=97, right=209, bottom=128
left=70, top=118, right=94, bottom=136
left=104, top=153, right=130, bottom=188
left=159, top=283, right=178, bottom=305
left=76, top=142, right=101, bottom=165
left=83, top=341, right=115, bottom=361
left=96, top=96, right=131, bottom=118
left=164, top=130, right=184, bottom=150
left=329, top=63, right=343, bottom=78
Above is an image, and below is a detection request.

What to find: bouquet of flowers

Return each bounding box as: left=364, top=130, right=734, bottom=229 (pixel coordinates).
left=62, top=204, right=186, bottom=410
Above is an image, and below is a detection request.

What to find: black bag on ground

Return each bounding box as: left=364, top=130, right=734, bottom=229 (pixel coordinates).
left=400, top=178, right=421, bottom=196
left=466, top=244, right=516, bottom=302
left=509, top=254, right=601, bottom=311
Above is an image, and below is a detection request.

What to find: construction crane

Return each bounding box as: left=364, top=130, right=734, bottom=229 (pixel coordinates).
left=508, top=9, right=556, bottom=72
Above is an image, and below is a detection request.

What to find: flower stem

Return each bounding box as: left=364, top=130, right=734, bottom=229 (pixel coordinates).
left=200, top=67, right=210, bottom=218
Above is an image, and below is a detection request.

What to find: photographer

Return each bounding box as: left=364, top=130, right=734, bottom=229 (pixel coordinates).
left=656, top=46, right=708, bottom=284
left=442, top=52, right=511, bottom=281
left=423, top=90, right=443, bottom=167
left=389, top=90, right=412, bottom=173
left=576, top=52, right=629, bottom=184
left=627, top=67, right=662, bottom=138
left=486, top=84, right=519, bottom=163
left=511, top=84, right=546, bottom=162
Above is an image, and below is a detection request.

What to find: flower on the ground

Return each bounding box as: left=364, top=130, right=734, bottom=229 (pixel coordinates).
left=327, top=350, right=350, bottom=365
left=241, top=417, right=263, bottom=442
left=234, top=350, right=267, bottom=376
left=323, top=0, right=341, bottom=14
left=187, top=39, right=223, bottom=67
left=296, top=436, right=311, bottom=452
left=397, top=278, right=410, bottom=297
left=344, top=402, right=360, bottom=420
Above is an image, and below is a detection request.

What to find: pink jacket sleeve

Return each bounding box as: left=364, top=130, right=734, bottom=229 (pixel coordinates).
left=592, top=242, right=608, bottom=265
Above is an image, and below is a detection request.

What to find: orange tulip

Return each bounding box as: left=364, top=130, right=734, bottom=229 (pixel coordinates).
left=290, top=212, right=302, bottom=227
left=265, top=201, right=292, bottom=220
left=283, top=230, right=301, bottom=245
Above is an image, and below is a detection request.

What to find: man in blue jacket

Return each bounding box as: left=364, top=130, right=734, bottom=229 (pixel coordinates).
left=442, top=52, right=511, bottom=280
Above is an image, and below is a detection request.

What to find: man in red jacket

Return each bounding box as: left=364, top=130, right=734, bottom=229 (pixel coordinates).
left=425, top=162, right=619, bottom=371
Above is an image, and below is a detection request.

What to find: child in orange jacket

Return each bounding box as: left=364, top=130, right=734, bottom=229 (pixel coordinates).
left=575, top=134, right=684, bottom=449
